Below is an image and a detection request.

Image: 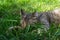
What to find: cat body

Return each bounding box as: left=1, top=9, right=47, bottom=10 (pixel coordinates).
left=20, top=8, right=60, bottom=31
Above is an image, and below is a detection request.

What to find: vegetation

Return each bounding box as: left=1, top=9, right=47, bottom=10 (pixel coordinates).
left=0, top=0, right=60, bottom=40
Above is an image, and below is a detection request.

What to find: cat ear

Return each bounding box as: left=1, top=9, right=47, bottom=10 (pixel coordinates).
left=20, top=9, right=26, bottom=16
left=21, top=9, right=26, bottom=17
left=32, top=11, right=38, bottom=17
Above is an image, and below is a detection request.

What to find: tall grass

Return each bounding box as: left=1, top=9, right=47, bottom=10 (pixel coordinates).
left=0, top=0, right=60, bottom=40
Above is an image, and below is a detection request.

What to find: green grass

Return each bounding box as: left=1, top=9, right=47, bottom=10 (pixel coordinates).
left=0, top=0, right=60, bottom=40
